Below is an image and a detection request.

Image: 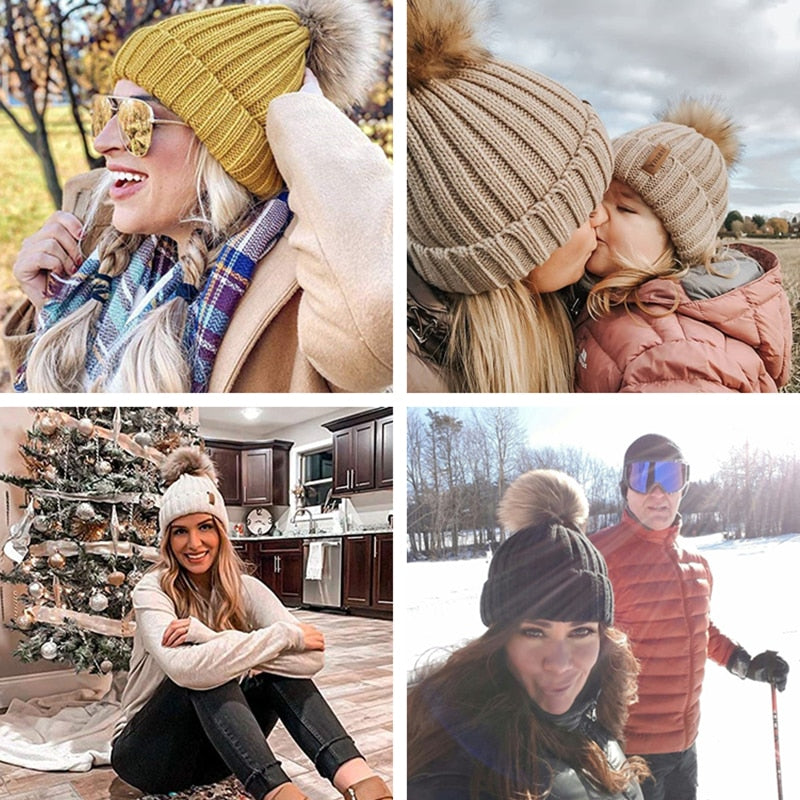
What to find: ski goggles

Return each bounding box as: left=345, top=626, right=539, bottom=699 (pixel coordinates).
left=90, top=95, right=189, bottom=157
left=625, top=461, right=689, bottom=494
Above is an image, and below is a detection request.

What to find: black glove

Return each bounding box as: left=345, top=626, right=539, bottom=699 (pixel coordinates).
left=747, top=650, right=789, bottom=692
left=728, top=647, right=789, bottom=691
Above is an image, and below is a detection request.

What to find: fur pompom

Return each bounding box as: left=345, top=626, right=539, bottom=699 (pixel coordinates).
left=286, top=0, right=388, bottom=109
left=161, top=446, right=218, bottom=487
left=408, top=0, right=490, bottom=90
left=498, top=469, right=589, bottom=534
left=661, top=98, right=741, bottom=168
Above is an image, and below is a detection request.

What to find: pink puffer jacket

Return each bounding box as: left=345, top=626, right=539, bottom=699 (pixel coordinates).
left=574, top=244, right=792, bottom=392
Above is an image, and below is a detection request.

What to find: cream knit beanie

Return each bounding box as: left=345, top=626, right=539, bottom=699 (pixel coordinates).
left=612, top=98, right=741, bottom=265
left=158, top=447, right=228, bottom=540
left=407, top=0, right=612, bottom=295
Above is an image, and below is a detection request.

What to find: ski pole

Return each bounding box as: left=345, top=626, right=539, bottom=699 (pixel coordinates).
left=771, top=682, right=783, bottom=800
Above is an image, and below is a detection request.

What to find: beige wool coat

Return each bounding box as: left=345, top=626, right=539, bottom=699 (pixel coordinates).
left=2, top=93, right=393, bottom=393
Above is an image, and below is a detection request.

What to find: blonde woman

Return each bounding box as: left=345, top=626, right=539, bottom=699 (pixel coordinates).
left=111, top=448, right=391, bottom=800
left=406, top=0, right=612, bottom=393
left=408, top=470, right=648, bottom=799
left=574, top=100, right=792, bottom=392
left=4, top=0, right=391, bottom=393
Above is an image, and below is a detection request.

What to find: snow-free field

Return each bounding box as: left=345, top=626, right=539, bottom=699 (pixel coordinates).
left=406, top=533, right=800, bottom=800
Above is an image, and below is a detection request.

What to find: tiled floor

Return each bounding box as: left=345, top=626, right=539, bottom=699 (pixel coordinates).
left=0, top=610, right=392, bottom=800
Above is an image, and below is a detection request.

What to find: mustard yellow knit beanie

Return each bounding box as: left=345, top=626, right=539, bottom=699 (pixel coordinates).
left=407, top=0, right=613, bottom=295
left=612, top=99, right=741, bottom=265
left=112, top=0, right=385, bottom=198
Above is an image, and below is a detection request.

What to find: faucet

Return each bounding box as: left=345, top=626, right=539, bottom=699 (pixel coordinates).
left=291, top=507, right=316, bottom=535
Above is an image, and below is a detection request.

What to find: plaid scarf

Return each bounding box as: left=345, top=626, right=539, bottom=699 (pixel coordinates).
left=16, top=193, right=291, bottom=393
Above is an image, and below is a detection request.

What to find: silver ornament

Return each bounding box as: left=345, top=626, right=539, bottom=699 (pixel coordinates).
left=95, top=459, right=113, bottom=476
left=38, top=414, right=58, bottom=436
left=75, top=502, right=96, bottom=521
left=28, top=581, right=44, bottom=600
left=89, top=592, right=109, bottom=612
left=133, top=431, right=153, bottom=448
left=40, top=641, right=58, bottom=660
left=100, top=659, right=113, bottom=674
left=77, top=417, right=95, bottom=436
left=141, top=493, right=156, bottom=509
left=33, top=514, right=50, bottom=532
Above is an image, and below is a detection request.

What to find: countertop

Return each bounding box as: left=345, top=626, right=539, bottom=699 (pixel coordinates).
left=231, top=528, right=393, bottom=542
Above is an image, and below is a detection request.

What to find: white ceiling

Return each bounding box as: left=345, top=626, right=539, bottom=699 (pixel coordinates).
left=198, top=406, right=367, bottom=440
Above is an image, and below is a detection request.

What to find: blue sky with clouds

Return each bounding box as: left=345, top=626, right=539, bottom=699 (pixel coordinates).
left=486, top=0, right=800, bottom=218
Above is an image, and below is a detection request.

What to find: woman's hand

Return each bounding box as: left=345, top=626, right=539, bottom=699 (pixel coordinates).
left=298, top=622, right=325, bottom=651
left=162, top=617, right=191, bottom=648
left=13, top=211, right=84, bottom=308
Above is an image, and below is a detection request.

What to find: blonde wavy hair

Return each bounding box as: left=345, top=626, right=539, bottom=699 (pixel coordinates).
left=156, top=515, right=250, bottom=633
left=25, top=136, right=256, bottom=393
left=444, top=282, right=575, bottom=393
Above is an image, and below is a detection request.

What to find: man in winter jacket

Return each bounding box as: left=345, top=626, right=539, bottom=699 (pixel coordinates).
left=591, top=433, right=789, bottom=800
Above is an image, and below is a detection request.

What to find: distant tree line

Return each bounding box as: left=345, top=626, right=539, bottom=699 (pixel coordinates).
left=407, top=409, right=800, bottom=560
left=721, top=210, right=799, bottom=239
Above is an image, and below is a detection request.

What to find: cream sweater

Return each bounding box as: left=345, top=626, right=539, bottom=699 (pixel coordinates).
left=114, top=570, right=323, bottom=740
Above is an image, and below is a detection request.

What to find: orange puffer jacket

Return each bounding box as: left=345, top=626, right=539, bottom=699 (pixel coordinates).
left=574, top=244, right=792, bottom=392
left=591, top=511, right=739, bottom=755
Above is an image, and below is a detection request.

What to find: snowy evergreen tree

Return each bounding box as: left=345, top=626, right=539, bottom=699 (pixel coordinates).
left=1, top=407, right=199, bottom=673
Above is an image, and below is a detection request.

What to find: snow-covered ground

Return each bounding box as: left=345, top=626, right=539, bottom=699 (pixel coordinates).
left=405, top=533, right=800, bottom=800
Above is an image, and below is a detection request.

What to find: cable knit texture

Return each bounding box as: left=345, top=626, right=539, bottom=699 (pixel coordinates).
left=574, top=244, right=792, bottom=392
left=591, top=511, right=738, bottom=754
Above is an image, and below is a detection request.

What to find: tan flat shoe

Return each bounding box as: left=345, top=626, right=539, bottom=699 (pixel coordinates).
left=269, top=783, right=310, bottom=800
left=342, top=776, right=392, bottom=800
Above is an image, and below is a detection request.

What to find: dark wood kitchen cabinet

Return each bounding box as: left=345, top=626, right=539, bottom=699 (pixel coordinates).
left=205, top=439, right=293, bottom=507
left=323, top=408, right=392, bottom=495
left=343, top=533, right=392, bottom=616
left=256, top=539, right=303, bottom=606
left=205, top=443, right=242, bottom=506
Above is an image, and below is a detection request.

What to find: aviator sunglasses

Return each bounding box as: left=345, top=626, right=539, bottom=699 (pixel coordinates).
left=90, top=95, right=189, bottom=157
left=626, top=461, right=689, bottom=494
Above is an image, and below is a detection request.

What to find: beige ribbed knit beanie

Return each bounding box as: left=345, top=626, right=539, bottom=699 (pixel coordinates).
left=158, top=447, right=229, bottom=540
left=612, top=98, right=741, bottom=265
left=407, top=0, right=613, bottom=295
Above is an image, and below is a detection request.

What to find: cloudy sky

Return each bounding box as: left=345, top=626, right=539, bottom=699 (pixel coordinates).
left=486, top=0, right=800, bottom=217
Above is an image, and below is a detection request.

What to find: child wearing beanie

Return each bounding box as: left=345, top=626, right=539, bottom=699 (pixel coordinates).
left=407, top=0, right=613, bottom=393
left=112, top=446, right=391, bottom=800
left=408, top=469, right=648, bottom=800
left=574, top=98, right=792, bottom=393
left=5, top=0, right=392, bottom=394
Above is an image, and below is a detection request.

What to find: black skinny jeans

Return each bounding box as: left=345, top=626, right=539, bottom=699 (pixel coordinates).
left=111, top=673, right=362, bottom=798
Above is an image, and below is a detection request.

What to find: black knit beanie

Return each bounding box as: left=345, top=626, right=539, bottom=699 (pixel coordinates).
left=480, top=522, right=614, bottom=628
left=623, top=434, right=685, bottom=467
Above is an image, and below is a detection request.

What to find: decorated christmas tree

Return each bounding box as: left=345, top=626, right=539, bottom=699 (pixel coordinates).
left=1, top=407, right=200, bottom=674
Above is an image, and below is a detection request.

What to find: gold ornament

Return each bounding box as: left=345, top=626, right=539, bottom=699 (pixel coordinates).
left=16, top=609, right=35, bottom=630
left=48, top=551, right=66, bottom=570
left=107, top=570, right=126, bottom=587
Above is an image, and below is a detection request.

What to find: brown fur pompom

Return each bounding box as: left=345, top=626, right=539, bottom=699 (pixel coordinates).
left=408, top=0, right=490, bottom=90
left=287, top=0, right=387, bottom=109
left=161, top=446, right=218, bottom=487
left=498, top=469, right=589, bottom=534
left=661, top=97, right=741, bottom=168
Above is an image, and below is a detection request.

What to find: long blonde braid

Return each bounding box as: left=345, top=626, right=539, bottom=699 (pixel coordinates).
left=25, top=227, right=145, bottom=392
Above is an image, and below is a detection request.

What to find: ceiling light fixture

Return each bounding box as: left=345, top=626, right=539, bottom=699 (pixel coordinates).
left=241, top=408, right=262, bottom=421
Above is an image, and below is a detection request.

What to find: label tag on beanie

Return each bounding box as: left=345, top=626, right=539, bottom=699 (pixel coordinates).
left=208, top=492, right=216, bottom=505
left=641, top=144, right=671, bottom=176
